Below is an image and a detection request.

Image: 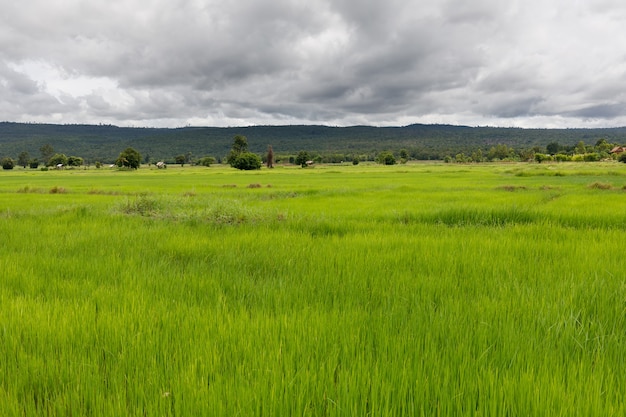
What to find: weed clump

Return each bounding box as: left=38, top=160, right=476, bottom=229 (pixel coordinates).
left=49, top=186, right=67, bottom=194
left=119, top=195, right=161, bottom=216
left=588, top=182, right=613, bottom=190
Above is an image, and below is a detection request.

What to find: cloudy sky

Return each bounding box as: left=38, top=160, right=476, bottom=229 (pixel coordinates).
left=1, top=0, right=626, bottom=128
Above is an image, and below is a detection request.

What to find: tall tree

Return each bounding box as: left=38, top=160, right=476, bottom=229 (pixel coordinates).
left=17, top=151, right=29, bottom=168
left=40, top=144, right=54, bottom=165
left=227, top=135, right=249, bottom=167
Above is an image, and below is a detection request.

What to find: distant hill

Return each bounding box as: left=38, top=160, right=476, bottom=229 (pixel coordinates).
left=1, top=122, right=626, bottom=163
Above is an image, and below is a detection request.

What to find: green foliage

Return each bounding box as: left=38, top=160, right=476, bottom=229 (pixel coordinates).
left=231, top=152, right=262, bottom=170
left=352, top=156, right=360, bottom=165
left=48, top=153, right=68, bottom=167
left=1, top=156, right=15, bottom=169
left=116, top=147, right=141, bottom=169
left=377, top=151, right=396, bottom=165
left=546, top=142, right=560, bottom=155
left=6, top=122, right=626, bottom=164
left=227, top=135, right=255, bottom=169
left=295, top=150, right=310, bottom=167
left=67, top=155, right=84, bottom=167
left=534, top=153, right=553, bottom=163
left=17, top=151, right=29, bottom=168
left=197, top=156, right=216, bottom=167
left=619, top=153, right=626, bottom=163
left=39, top=143, right=54, bottom=164
left=175, top=154, right=186, bottom=166
left=28, top=159, right=39, bottom=169
left=583, top=153, right=600, bottom=162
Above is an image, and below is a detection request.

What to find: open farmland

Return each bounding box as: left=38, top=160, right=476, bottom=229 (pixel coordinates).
left=1, top=162, right=626, bottom=416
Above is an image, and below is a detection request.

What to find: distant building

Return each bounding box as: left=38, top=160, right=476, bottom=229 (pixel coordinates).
left=610, top=146, right=626, bottom=154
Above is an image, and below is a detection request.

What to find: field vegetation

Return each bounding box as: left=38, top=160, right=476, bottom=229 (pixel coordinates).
left=1, top=162, right=626, bottom=415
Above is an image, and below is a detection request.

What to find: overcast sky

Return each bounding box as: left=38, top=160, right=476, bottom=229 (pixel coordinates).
left=1, top=0, right=626, bottom=128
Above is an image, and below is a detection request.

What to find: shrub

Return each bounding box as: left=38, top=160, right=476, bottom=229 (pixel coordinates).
left=231, top=152, right=262, bottom=170
left=618, top=153, right=626, bottom=163
left=1, top=157, right=15, bottom=170
left=588, top=182, right=612, bottom=190
left=377, top=151, right=396, bottom=165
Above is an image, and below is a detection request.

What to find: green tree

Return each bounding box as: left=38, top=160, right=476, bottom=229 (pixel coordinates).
left=377, top=151, right=396, bottom=165
left=17, top=151, right=29, bottom=168
left=546, top=142, right=560, bottom=155
left=198, top=156, right=216, bottom=167
left=1, top=157, right=15, bottom=170
left=28, top=159, right=40, bottom=169
left=575, top=141, right=586, bottom=155
left=116, top=147, right=141, bottom=169
left=295, top=151, right=310, bottom=167
left=48, top=153, right=68, bottom=167
left=175, top=154, right=186, bottom=166
left=399, top=149, right=409, bottom=163
left=67, top=156, right=83, bottom=167
left=227, top=135, right=250, bottom=167
left=40, top=144, right=54, bottom=165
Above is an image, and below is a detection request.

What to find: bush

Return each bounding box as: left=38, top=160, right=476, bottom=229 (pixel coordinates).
left=198, top=156, right=216, bottom=167
left=534, top=153, right=553, bottom=163
left=618, top=153, right=626, bottom=163
left=377, top=151, right=396, bottom=165
left=1, top=157, right=15, bottom=170
left=231, top=152, right=262, bottom=170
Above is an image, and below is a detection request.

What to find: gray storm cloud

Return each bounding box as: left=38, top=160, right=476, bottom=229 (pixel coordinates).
left=1, top=0, right=626, bottom=127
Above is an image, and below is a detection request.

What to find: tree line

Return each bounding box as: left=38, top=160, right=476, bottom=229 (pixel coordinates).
left=2, top=135, right=626, bottom=171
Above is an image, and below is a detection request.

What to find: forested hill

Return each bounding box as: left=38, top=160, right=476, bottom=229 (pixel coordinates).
left=2, top=121, right=626, bottom=163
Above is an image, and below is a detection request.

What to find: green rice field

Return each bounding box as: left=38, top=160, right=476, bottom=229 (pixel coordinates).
left=1, top=162, right=626, bottom=416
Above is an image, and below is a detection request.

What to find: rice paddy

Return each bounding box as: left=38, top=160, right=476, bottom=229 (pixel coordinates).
left=1, top=162, right=626, bottom=416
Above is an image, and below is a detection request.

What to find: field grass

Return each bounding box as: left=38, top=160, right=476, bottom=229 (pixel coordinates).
left=1, top=162, right=626, bottom=416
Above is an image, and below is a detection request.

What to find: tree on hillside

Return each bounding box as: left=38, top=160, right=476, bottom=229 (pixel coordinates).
left=18, top=151, right=30, bottom=168
left=266, top=145, right=274, bottom=168
left=116, top=147, right=141, bottom=169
